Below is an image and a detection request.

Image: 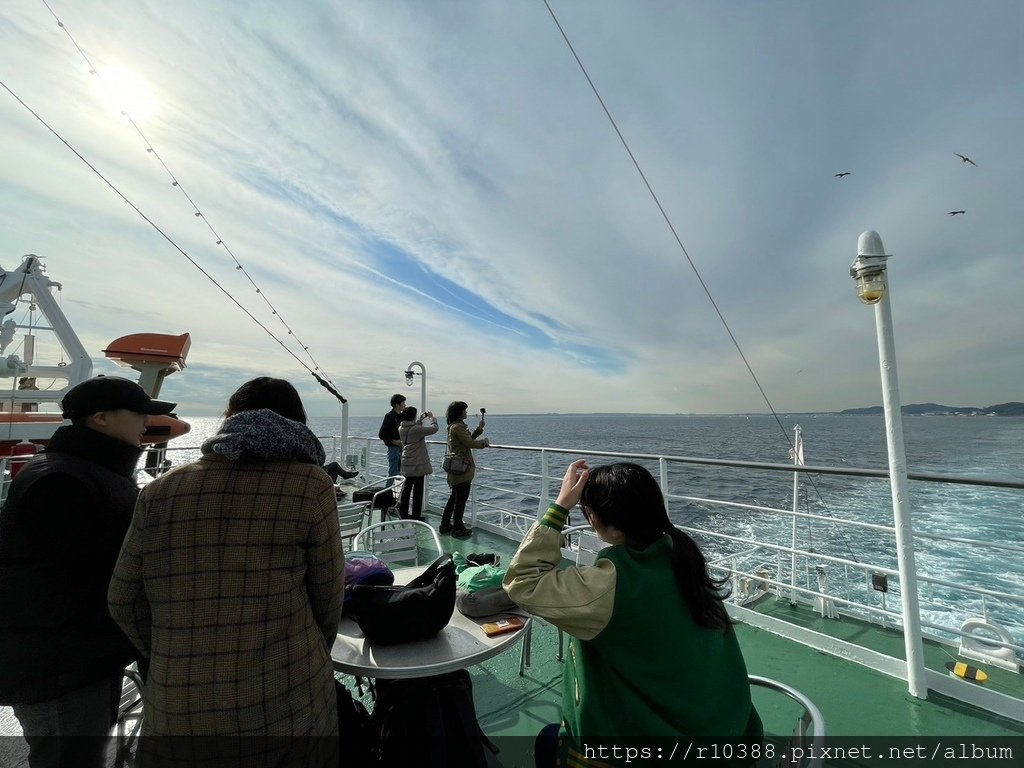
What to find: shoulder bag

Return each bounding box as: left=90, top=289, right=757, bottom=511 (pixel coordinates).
left=348, top=554, right=457, bottom=645
left=442, top=424, right=470, bottom=474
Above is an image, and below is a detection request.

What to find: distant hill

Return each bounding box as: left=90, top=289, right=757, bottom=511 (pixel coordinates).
left=839, top=402, right=1024, bottom=416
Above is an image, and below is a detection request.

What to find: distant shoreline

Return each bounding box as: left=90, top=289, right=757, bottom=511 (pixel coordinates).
left=325, top=404, right=1024, bottom=418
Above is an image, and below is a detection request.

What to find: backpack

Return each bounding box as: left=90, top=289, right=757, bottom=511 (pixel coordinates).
left=335, top=679, right=375, bottom=768
left=372, top=670, right=497, bottom=767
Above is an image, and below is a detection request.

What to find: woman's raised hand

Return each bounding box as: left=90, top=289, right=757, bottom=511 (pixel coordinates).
left=555, top=459, right=590, bottom=510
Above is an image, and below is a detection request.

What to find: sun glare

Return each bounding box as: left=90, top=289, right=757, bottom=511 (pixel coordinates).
left=95, top=66, right=156, bottom=120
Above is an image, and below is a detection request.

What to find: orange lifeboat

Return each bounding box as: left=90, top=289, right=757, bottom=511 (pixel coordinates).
left=0, top=333, right=192, bottom=456
left=103, top=333, right=191, bottom=370
left=144, top=414, right=191, bottom=443
left=104, top=332, right=192, bottom=445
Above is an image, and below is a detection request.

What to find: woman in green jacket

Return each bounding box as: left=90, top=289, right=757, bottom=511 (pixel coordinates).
left=504, top=460, right=762, bottom=767
left=439, top=400, right=489, bottom=538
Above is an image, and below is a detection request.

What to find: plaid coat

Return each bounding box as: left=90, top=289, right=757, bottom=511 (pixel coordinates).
left=108, top=451, right=344, bottom=748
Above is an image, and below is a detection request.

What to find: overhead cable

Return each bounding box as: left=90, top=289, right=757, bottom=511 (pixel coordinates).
left=35, top=0, right=346, bottom=402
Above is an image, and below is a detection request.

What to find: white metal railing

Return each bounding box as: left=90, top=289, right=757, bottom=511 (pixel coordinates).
left=333, top=435, right=1024, bottom=661
left=7, top=433, right=1019, bottom=668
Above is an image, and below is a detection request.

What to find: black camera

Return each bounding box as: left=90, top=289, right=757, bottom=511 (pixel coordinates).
left=480, top=407, right=486, bottom=414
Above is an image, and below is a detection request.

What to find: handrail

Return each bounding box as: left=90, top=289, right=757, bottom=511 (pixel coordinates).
left=415, top=438, right=1024, bottom=489
left=131, top=435, right=1024, bottom=657
left=749, top=674, right=825, bottom=768
left=149, top=435, right=1024, bottom=491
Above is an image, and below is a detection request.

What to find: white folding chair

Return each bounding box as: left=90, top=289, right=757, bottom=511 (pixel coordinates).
left=553, top=527, right=603, bottom=662
left=352, top=476, right=405, bottom=523
left=353, top=519, right=444, bottom=567
left=748, top=675, right=826, bottom=768
left=115, top=665, right=144, bottom=764
left=520, top=526, right=604, bottom=674
left=337, top=501, right=371, bottom=549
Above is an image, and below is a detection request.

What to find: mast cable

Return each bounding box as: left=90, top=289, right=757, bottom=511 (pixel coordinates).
left=36, top=0, right=345, bottom=400
left=542, top=0, right=857, bottom=562
left=0, top=77, right=346, bottom=404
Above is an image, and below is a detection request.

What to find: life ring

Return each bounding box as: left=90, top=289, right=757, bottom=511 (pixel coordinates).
left=958, top=618, right=1019, bottom=672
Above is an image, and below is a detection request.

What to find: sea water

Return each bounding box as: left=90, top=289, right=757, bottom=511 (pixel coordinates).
left=170, top=413, right=1024, bottom=642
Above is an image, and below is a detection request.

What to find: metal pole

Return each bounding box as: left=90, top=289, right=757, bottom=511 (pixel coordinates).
left=873, top=274, right=928, bottom=699
left=405, top=361, right=427, bottom=508
left=339, top=401, right=349, bottom=467
left=790, top=425, right=801, bottom=604
left=538, top=449, right=550, bottom=517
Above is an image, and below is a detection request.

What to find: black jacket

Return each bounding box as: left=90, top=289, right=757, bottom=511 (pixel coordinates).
left=378, top=409, right=401, bottom=447
left=0, top=425, right=142, bottom=704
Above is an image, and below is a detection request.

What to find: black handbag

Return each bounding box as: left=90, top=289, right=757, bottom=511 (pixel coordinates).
left=348, top=554, right=456, bottom=645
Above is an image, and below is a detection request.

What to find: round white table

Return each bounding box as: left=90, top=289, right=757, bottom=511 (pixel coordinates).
left=332, top=566, right=530, bottom=679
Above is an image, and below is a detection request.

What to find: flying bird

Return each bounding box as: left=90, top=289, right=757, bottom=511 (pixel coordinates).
left=834, top=172, right=851, bottom=178
left=948, top=210, right=966, bottom=216
left=954, top=153, right=978, bottom=167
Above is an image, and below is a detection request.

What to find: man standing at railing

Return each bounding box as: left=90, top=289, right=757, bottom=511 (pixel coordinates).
left=378, top=393, right=406, bottom=488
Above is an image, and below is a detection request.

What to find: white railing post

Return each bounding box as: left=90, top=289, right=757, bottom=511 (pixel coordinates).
left=790, top=425, right=802, bottom=604
left=538, top=449, right=550, bottom=517
left=339, top=401, right=349, bottom=465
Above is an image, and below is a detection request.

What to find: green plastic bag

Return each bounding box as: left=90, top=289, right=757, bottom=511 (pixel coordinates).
left=457, top=564, right=507, bottom=594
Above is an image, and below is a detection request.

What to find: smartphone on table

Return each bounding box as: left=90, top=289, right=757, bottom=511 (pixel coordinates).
left=481, top=616, right=524, bottom=636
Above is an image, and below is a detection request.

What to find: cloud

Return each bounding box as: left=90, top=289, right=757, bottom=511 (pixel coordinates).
left=0, top=1, right=1020, bottom=418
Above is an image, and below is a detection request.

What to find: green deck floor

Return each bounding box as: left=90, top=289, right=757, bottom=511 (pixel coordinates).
left=419, top=513, right=1024, bottom=766
left=2, top=509, right=1020, bottom=768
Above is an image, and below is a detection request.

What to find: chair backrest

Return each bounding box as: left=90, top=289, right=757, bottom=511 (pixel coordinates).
left=353, top=520, right=444, bottom=567
left=575, top=530, right=603, bottom=566
left=338, top=501, right=370, bottom=548
left=748, top=675, right=826, bottom=768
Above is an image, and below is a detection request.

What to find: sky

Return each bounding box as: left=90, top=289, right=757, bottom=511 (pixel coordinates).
left=0, top=1, right=1021, bottom=417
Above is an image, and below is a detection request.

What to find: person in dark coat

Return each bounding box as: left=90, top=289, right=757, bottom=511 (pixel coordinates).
left=378, top=393, right=406, bottom=489
left=108, top=377, right=344, bottom=768
left=0, top=376, right=176, bottom=768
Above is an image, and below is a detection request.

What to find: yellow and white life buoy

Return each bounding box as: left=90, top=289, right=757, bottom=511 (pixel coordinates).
left=957, top=618, right=1020, bottom=673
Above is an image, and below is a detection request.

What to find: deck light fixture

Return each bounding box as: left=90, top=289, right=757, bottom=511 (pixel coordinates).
left=849, top=230, right=890, bottom=304
left=403, top=361, right=426, bottom=414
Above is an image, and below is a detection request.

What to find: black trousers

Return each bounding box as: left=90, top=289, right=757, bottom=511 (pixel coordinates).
left=440, top=482, right=472, bottom=528
left=399, top=475, right=425, bottom=519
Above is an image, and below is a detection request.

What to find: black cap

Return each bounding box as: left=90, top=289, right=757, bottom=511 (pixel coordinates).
left=61, top=376, right=177, bottom=419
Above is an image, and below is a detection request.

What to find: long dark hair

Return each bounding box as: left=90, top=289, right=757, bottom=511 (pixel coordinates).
left=224, top=377, right=307, bottom=424
left=580, top=462, right=733, bottom=631
left=445, top=401, right=468, bottom=425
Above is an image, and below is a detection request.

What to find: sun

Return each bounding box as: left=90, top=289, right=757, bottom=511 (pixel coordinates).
left=94, top=66, right=156, bottom=120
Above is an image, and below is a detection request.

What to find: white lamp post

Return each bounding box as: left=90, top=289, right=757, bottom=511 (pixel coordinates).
left=404, top=360, right=429, bottom=510
left=850, top=230, right=927, bottom=699
left=404, top=361, right=426, bottom=413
